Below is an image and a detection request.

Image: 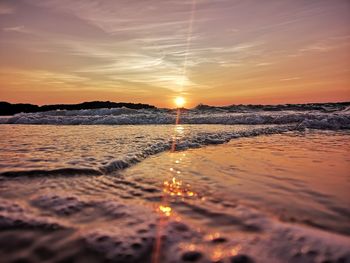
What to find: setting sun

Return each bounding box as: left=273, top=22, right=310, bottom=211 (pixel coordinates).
left=174, top=97, right=186, bottom=108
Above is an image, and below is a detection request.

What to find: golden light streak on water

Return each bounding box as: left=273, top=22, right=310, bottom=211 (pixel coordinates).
left=152, top=160, right=197, bottom=263
left=163, top=177, right=197, bottom=197
left=230, top=245, right=242, bottom=256
left=158, top=205, right=172, bottom=217
left=171, top=109, right=182, bottom=151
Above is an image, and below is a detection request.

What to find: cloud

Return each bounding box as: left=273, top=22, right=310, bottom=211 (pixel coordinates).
left=0, top=68, right=88, bottom=86
left=300, top=43, right=336, bottom=53
left=28, top=0, right=198, bottom=35
left=0, top=2, right=14, bottom=15
left=3, top=25, right=26, bottom=33
left=280, top=77, right=301, bottom=81
left=290, top=36, right=350, bottom=57
left=255, top=62, right=273, bottom=67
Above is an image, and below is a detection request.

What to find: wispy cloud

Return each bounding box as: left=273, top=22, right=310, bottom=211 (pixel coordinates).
left=3, top=25, right=27, bottom=33
left=255, top=62, right=273, bottom=67
left=0, top=2, right=14, bottom=15
left=280, top=77, right=301, bottom=81
left=0, top=68, right=88, bottom=85
left=290, top=36, right=350, bottom=57
left=28, top=0, right=198, bottom=35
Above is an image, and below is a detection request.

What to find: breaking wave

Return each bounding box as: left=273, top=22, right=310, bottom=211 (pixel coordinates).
left=1, top=105, right=350, bottom=129
left=0, top=125, right=294, bottom=177
left=1, top=103, right=349, bottom=177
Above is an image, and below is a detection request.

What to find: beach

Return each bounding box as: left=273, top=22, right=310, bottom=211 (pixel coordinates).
left=1, top=0, right=350, bottom=261
left=0, top=108, right=350, bottom=263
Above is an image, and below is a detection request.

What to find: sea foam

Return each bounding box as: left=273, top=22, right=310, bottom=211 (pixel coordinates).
left=1, top=105, right=349, bottom=129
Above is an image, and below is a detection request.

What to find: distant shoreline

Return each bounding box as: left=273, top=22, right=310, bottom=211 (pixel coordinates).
left=1, top=100, right=349, bottom=116
left=0, top=101, right=156, bottom=116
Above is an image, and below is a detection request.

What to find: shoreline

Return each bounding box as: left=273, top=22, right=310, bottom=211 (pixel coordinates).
left=0, top=126, right=349, bottom=262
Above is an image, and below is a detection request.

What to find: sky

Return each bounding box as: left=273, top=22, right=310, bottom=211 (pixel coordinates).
left=0, top=0, right=349, bottom=108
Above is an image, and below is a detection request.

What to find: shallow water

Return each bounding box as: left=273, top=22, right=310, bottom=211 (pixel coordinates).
left=0, top=124, right=287, bottom=175
left=125, top=131, right=350, bottom=235
left=0, top=125, right=350, bottom=263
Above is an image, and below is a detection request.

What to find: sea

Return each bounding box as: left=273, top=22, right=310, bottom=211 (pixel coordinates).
left=0, top=104, right=349, bottom=263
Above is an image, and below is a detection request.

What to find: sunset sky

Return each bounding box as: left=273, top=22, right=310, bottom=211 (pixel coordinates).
left=0, top=0, right=349, bottom=107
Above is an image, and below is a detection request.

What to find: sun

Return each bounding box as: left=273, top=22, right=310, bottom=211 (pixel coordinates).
left=174, top=96, right=186, bottom=108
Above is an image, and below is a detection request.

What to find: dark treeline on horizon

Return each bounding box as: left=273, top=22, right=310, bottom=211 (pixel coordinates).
left=0, top=101, right=156, bottom=116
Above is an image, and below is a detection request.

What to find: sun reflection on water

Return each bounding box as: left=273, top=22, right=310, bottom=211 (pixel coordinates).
left=163, top=177, right=196, bottom=197
left=158, top=205, right=172, bottom=217
left=156, top=176, right=197, bottom=218
left=153, top=96, right=198, bottom=262
left=152, top=146, right=198, bottom=262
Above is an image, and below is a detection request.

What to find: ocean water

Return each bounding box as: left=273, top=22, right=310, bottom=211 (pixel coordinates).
left=0, top=106, right=350, bottom=263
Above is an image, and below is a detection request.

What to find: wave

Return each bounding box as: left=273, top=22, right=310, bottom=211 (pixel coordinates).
left=1, top=106, right=350, bottom=129
left=194, top=102, right=350, bottom=112
left=0, top=124, right=302, bottom=177
left=1, top=105, right=349, bottom=177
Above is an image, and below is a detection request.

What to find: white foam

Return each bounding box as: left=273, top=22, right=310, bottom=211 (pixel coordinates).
left=0, top=195, right=349, bottom=263
left=0, top=125, right=294, bottom=176
left=1, top=107, right=349, bottom=129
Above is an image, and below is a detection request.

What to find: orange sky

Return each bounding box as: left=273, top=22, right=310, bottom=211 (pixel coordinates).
left=0, top=0, right=349, bottom=108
